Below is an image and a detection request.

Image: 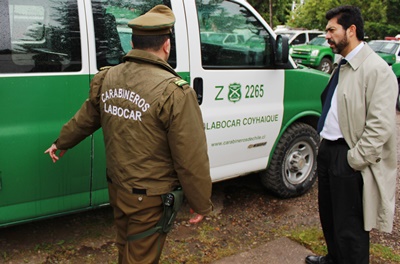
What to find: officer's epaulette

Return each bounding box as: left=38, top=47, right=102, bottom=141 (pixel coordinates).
left=174, top=79, right=189, bottom=87
left=99, top=66, right=112, bottom=71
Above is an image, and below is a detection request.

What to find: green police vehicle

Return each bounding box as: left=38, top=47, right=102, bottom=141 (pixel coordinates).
left=369, top=40, right=400, bottom=65
left=0, top=0, right=328, bottom=227
left=290, top=35, right=335, bottom=73
left=392, top=63, right=400, bottom=110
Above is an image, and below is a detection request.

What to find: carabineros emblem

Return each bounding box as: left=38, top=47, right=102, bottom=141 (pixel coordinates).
left=228, top=83, right=241, bottom=103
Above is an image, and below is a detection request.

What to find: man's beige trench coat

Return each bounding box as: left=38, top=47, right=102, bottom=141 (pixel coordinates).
left=335, top=43, right=397, bottom=233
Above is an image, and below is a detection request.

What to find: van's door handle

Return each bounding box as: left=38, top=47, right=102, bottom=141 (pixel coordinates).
left=193, top=77, right=203, bottom=105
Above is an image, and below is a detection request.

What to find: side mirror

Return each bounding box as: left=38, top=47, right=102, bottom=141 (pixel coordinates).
left=275, top=35, right=289, bottom=65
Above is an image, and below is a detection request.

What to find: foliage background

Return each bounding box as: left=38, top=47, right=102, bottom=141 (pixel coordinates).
left=247, top=0, right=400, bottom=40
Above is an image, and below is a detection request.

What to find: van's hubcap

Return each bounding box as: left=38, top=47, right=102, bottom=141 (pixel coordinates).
left=284, top=141, right=313, bottom=185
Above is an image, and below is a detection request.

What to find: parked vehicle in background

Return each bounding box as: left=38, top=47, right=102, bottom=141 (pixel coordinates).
left=384, top=35, right=400, bottom=41
left=290, top=35, right=335, bottom=73
left=368, top=40, right=400, bottom=65
left=200, top=32, right=245, bottom=46
left=274, top=28, right=324, bottom=46
left=391, top=63, right=400, bottom=111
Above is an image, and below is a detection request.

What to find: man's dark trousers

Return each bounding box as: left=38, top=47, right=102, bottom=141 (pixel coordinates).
left=317, top=138, right=369, bottom=264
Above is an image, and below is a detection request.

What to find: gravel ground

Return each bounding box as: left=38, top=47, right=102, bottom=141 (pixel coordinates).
left=1, top=113, right=399, bottom=264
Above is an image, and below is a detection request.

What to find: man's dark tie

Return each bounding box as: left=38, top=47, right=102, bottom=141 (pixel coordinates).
left=317, top=59, right=347, bottom=133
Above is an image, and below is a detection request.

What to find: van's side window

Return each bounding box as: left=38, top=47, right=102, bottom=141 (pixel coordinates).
left=196, top=0, right=272, bottom=69
left=92, top=0, right=176, bottom=69
left=0, top=0, right=82, bottom=73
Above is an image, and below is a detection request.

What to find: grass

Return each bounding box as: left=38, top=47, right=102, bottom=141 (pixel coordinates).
left=282, top=226, right=400, bottom=263
left=160, top=222, right=239, bottom=263
left=371, top=244, right=400, bottom=263
left=19, top=221, right=399, bottom=264
left=162, top=213, right=400, bottom=264
left=2, top=251, right=8, bottom=261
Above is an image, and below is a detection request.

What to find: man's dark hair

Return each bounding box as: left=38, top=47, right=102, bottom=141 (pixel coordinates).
left=131, top=34, right=170, bottom=51
left=326, top=5, right=364, bottom=41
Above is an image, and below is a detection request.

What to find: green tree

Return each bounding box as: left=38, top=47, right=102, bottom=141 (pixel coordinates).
left=387, top=0, right=400, bottom=26
left=247, top=0, right=293, bottom=29
left=285, top=0, right=400, bottom=40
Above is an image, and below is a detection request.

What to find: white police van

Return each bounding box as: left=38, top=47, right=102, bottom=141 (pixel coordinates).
left=0, top=0, right=328, bottom=226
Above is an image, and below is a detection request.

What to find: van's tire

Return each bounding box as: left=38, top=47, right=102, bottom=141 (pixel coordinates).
left=260, top=122, right=319, bottom=198
left=317, top=58, right=333, bottom=73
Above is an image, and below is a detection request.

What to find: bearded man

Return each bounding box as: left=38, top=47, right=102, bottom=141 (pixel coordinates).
left=306, top=5, right=398, bottom=264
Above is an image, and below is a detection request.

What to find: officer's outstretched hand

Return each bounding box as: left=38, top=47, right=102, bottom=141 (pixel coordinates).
left=44, top=144, right=67, bottom=163
left=189, top=208, right=204, bottom=224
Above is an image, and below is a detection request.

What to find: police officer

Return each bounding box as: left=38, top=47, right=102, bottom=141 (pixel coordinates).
left=45, top=5, right=213, bottom=264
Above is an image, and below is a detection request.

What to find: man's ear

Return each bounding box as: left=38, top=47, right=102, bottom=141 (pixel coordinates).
left=163, top=38, right=171, bottom=55
left=348, top=24, right=357, bottom=38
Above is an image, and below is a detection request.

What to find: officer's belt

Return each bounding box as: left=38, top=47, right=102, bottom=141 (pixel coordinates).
left=106, top=176, right=147, bottom=195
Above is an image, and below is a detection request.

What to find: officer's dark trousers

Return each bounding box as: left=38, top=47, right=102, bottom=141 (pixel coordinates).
left=108, top=182, right=167, bottom=264
left=317, top=139, right=369, bottom=264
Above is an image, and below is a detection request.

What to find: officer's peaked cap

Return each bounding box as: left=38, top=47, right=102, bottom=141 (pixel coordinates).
left=128, top=5, right=175, bottom=35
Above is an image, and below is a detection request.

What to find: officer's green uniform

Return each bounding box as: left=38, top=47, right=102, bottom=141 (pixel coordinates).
left=55, top=5, right=213, bottom=264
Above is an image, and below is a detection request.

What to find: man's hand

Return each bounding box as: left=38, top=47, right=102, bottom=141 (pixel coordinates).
left=44, top=144, right=67, bottom=163
left=189, top=208, right=204, bottom=224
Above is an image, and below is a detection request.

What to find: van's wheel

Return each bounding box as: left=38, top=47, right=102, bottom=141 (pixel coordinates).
left=318, top=58, right=333, bottom=73
left=260, top=122, right=319, bottom=198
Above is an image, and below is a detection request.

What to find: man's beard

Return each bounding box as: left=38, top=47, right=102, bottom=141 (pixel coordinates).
left=329, top=34, right=348, bottom=54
